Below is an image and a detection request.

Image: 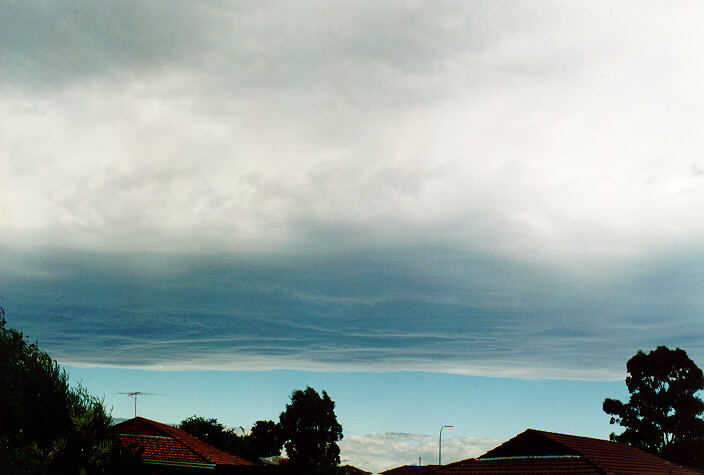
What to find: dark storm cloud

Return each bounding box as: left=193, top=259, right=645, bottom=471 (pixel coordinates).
left=2, top=1, right=704, bottom=378
left=3, top=247, right=702, bottom=378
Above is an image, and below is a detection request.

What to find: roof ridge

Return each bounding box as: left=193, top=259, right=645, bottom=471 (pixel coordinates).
left=513, top=429, right=608, bottom=474
left=526, top=428, right=608, bottom=441
left=134, top=417, right=256, bottom=466
left=137, top=417, right=230, bottom=462
left=167, top=425, right=231, bottom=462
left=532, top=428, right=702, bottom=474
left=134, top=417, right=213, bottom=464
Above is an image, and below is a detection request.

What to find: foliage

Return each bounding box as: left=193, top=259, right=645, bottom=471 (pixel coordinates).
left=279, top=386, right=343, bottom=472
left=603, top=346, right=704, bottom=469
left=249, top=419, right=284, bottom=458
left=0, top=309, right=142, bottom=473
left=0, top=308, right=78, bottom=449
left=179, top=415, right=252, bottom=456
left=179, top=416, right=231, bottom=448
left=179, top=415, right=284, bottom=461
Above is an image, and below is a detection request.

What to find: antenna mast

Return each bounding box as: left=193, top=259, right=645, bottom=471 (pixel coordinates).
left=117, top=392, right=164, bottom=418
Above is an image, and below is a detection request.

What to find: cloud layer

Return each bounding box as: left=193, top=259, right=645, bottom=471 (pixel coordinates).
left=339, top=432, right=499, bottom=473
left=2, top=1, right=704, bottom=377
left=3, top=1, right=704, bottom=258
left=2, top=247, right=702, bottom=379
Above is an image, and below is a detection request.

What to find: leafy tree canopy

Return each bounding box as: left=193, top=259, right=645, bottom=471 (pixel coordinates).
left=249, top=419, right=284, bottom=458
left=179, top=416, right=230, bottom=448
left=603, top=345, right=704, bottom=469
left=179, top=415, right=252, bottom=457
left=179, top=415, right=284, bottom=461
left=279, top=386, right=343, bottom=472
left=0, top=308, right=142, bottom=473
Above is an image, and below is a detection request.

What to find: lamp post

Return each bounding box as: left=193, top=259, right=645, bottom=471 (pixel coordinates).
left=439, top=425, right=454, bottom=465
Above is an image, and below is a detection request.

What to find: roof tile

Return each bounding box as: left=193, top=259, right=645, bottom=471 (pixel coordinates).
left=416, top=429, right=704, bottom=475
left=114, top=416, right=257, bottom=467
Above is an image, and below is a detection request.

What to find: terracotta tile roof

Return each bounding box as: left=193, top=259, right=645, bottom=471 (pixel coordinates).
left=380, top=465, right=439, bottom=475
left=531, top=429, right=702, bottom=475
left=114, top=416, right=257, bottom=467
left=117, top=434, right=208, bottom=465
left=340, top=464, right=373, bottom=475
left=424, top=429, right=703, bottom=475
left=433, top=456, right=601, bottom=474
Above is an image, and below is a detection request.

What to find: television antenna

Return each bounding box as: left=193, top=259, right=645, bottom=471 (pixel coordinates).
left=117, top=392, right=166, bottom=418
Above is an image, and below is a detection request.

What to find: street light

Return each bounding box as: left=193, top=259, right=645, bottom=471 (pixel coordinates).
left=439, top=425, right=454, bottom=465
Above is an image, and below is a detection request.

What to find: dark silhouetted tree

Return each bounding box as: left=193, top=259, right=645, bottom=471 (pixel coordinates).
left=179, top=416, right=230, bottom=448
left=179, top=415, right=267, bottom=462
left=249, top=419, right=283, bottom=458
left=603, top=346, right=704, bottom=469
left=279, top=386, right=343, bottom=472
left=0, top=309, right=142, bottom=473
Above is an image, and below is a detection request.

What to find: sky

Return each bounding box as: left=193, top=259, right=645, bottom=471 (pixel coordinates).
left=1, top=0, right=703, bottom=472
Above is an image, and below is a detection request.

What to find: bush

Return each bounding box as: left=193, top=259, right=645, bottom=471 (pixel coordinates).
left=0, top=308, right=142, bottom=473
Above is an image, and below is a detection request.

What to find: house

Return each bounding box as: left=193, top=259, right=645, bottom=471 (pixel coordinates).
left=428, top=428, right=703, bottom=474
left=113, top=416, right=261, bottom=473
left=380, top=465, right=439, bottom=475
left=340, top=464, right=373, bottom=475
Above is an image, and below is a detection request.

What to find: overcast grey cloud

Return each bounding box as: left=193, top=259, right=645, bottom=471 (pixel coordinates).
left=1, top=1, right=704, bottom=378
left=1, top=246, right=702, bottom=379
